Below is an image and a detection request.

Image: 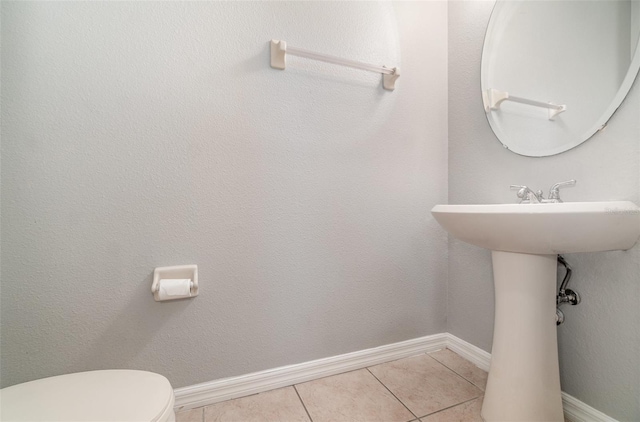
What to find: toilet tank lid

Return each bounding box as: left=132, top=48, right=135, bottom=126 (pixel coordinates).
left=0, top=370, right=175, bottom=422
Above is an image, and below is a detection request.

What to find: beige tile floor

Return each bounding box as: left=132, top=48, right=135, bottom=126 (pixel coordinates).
left=177, top=348, right=488, bottom=422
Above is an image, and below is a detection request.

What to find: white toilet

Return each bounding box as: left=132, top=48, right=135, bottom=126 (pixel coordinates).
left=0, top=370, right=175, bottom=421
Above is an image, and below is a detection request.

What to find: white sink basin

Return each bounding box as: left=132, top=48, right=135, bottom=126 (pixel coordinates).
left=432, top=201, right=640, bottom=254
left=431, top=200, right=640, bottom=422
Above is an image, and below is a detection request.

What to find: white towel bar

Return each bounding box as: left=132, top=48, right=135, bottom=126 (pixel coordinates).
left=484, top=89, right=566, bottom=120
left=270, top=39, right=399, bottom=91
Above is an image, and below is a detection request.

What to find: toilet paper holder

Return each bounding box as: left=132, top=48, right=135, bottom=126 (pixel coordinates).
left=152, top=265, right=198, bottom=302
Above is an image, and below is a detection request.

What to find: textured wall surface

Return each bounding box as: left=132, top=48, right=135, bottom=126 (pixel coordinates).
left=448, top=1, right=640, bottom=420
left=0, top=2, right=448, bottom=389
left=6, top=2, right=636, bottom=418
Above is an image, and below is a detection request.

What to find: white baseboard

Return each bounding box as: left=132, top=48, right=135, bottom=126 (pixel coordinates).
left=174, top=332, right=617, bottom=422
left=562, top=393, right=618, bottom=422
left=174, top=333, right=447, bottom=411
left=444, top=332, right=491, bottom=371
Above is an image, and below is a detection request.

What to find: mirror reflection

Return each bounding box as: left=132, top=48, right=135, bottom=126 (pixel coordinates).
left=481, top=1, right=640, bottom=157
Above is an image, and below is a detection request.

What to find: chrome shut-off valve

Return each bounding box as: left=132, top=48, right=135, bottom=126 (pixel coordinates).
left=556, top=255, right=580, bottom=326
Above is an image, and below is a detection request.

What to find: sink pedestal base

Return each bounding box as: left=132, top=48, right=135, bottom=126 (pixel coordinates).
left=481, top=251, right=564, bottom=422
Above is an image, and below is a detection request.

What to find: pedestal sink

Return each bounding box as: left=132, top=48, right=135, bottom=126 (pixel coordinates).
left=431, top=201, right=640, bottom=422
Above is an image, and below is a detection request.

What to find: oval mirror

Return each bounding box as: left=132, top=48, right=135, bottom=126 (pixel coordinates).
left=481, top=1, right=640, bottom=157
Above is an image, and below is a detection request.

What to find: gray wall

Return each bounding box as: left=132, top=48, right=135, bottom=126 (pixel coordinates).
left=0, top=2, right=448, bottom=389
left=448, top=2, right=640, bottom=420
left=3, top=2, right=638, bottom=419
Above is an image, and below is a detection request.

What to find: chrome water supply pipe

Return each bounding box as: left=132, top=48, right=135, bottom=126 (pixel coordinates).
left=556, top=255, right=580, bottom=325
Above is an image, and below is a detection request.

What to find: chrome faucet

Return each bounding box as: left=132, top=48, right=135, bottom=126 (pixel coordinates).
left=547, top=180, right=576, bottom=202
left=511, top=180, right=576, bottom=204
left=510, top=185, right=543, bottom=203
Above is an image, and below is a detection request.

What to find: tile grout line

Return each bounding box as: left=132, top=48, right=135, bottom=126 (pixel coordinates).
left=184, top=350, right=483, bottom=422
left=365, top=367, right=418, bottom=421
left=438, top=346, right=487, bottom=377
left=436, top=361, right=485, bottom=391
left=416, top=395, right=481, bottom=420
left=176, top=406, right=205, bottom=422
left=293, top=384, right=314, bottom=422
left=425, top=353, right=485, bottom=393
left=283, top=351, right=435, bottom=386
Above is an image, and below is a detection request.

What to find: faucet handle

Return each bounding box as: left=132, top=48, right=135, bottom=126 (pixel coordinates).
left=510, top=185, right=528, bottom=200
left=548, top=179, right=576, bottom=202
left=510, top=185, right=542, bottom=203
